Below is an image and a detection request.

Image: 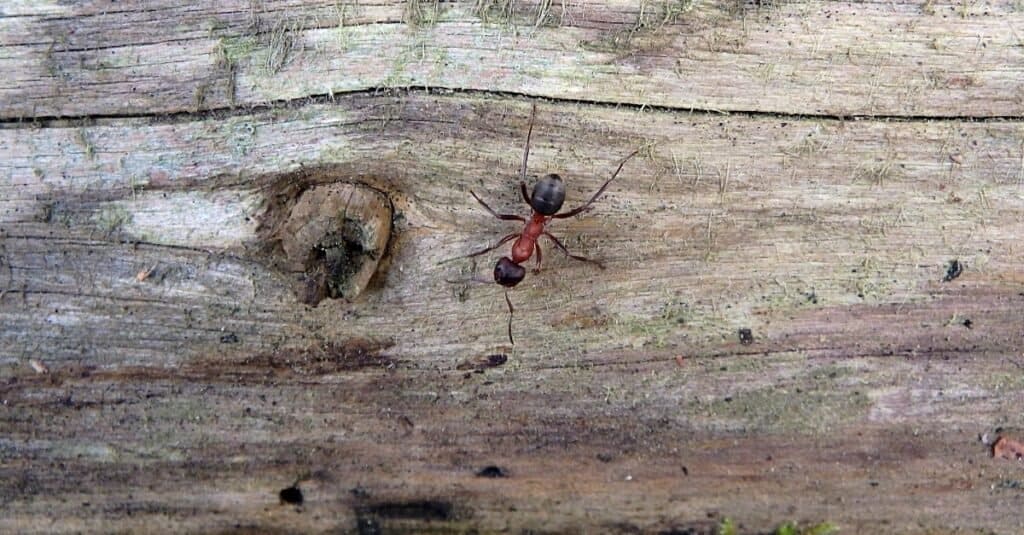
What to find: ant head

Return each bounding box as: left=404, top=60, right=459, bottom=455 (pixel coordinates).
left=530, top=174, right=566, bottom=216
left=494, top=257, right=526, bottom=287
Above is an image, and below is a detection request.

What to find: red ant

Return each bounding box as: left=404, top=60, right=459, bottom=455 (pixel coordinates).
left=446, top=103, right=638, bottom=344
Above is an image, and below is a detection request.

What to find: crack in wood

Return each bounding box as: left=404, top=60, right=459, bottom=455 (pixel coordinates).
left=3, top=87, right=1022, bottom=128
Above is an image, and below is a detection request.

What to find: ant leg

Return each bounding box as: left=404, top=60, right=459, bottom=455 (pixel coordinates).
left=543, top=232, right=605, bottom=270
left=471, top=191, right=526, bottom=222
left=520, top=103, right=537, bottom=183
left=505, top=291, right=515, bottom=345
left=532, top=242, right=543, bottom=274
left=437, top=233, right=517, bottom=264
left=552, top=148, right=640, bottom=219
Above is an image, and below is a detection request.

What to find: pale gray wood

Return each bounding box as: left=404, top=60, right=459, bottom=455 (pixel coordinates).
left=3, top=1, right=1024, bottom=533
left=2, top=0, right=1023, bottom=118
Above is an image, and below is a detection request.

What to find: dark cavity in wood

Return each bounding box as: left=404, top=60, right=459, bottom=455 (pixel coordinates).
left=456, top=353, right=509, bottom=371
left=738, top=328, right=754, bottom=345
left=359, top=500, right=455, bottom=521
left=255, top=169, right=394, bottom=306
left=475, top=465, right=508, bottom=478
left=278, top=486, right=303, bottom=505
left=943, top=259, right=965, bottom=282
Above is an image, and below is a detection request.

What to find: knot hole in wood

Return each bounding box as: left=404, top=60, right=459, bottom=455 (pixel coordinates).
left=275, top=183, right=392, bottom=306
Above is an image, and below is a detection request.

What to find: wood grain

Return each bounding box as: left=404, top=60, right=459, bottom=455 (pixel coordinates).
left=3, top=1, right=1024, bottom=533
left=2, top=0, right=1023, bottom=118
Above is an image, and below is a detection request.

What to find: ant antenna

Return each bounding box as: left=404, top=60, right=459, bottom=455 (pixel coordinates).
left=505, top=290, right=515, bottom=345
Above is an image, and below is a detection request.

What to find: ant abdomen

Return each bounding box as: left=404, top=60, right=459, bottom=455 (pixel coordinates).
left=494, top=257, right=526, bottom=287
left=530, top=174, right=565, bottom=216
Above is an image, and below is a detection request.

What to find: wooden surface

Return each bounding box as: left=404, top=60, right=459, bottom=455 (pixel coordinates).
left=2, top=1, right=1024, bottom=533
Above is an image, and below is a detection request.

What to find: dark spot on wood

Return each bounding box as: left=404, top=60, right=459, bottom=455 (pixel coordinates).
left=350, top=486, right=370, bottom=499
left=476, top=465, right=508, bottom=478
left=238, top=338, right=397, bottom=374
left=50, top=338, right=399, bottom=387
left=363, top=500, right=454, bottom=521
left=355, top=515, right=381, bottom=535
left=943, top=259, right=964, bottom=282
left=302, top=220, right=376, bottom=305
left=257, top=177, right=393, bottom=306
left=681, top=466, right=689, bottom=476
left=219, top=333, right=239, bottom=344
left=962, top=318, right=973, bottom=329
left=738, top=328, right=754, bottom=345
left=596, top=453, right=614, bottom=463
left=456, top=353, right=509, bottom=371
left=279, top=485, right=303, bottom=505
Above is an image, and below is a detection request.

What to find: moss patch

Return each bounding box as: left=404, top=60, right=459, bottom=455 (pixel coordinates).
left=693, top=365, right=871, bottom=434
left=94, top=206, right=132, bottom=234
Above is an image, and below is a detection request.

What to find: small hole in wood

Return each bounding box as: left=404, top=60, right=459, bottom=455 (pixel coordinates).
left=279, top=485, right=303, bottom=505
left=265, top=181, right=393, bottom=306
left=475, top=465, right=508, bottom=478
left=738, top=328, right=754, bottom=345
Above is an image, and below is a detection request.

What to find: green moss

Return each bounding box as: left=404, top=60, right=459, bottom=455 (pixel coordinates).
left=848, top=256, right=894, bottom=301
left=982, top=372, right=1024, bottom=391
left=757, top=280, right=823, bottom=311
left=656, top=0, right=697, bottom=26
left=578, top=0, right=695, bottom=52
left=320, top=142, right=354, bottom=163
left=256, top=18, right=301, bottom=76
left=214, top=36, right=259, bottom=68
left=75, top=129, right=96, bottom=160
left=330, top=24, right=357, bottom=52
left=382, top=42, right=420, bottom=87
left=612, top=296, right=744, bottom=349
left=613, top=297, right=696, bottom=348
left=222, top=118, right=258, bottom=157
left=472, top=0, right=518, bottom=25
left=405, top=0, right=441, bottom=27
left=693, top=365, right=870, bottom=434
left=94, top=206, right=132, bottom=234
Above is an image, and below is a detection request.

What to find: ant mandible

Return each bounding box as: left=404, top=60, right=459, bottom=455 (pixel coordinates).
left=448, top=103, right=639, bottom=344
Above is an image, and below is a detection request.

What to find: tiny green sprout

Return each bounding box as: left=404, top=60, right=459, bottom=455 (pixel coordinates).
left=776, top=521, right=839, bottom=535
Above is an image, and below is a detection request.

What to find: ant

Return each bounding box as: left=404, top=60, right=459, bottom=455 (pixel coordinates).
left=445, top=103, right=638, bottom=344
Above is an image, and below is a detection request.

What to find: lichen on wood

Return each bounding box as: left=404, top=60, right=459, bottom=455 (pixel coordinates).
left=2, top=0, right=1024, bottom=533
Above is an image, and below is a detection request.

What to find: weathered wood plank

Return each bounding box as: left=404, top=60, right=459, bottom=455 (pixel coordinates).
left=3, top=0, right=1023, bottom=118
left=2, top=92, right=1024, bottom=532
left=3, top=94, right=1023, bottom=360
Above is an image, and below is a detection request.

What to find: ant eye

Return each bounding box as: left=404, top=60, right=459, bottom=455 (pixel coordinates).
left=530, top=174, right=565, bottom=216
left=494, top=257, right=526, bottom=287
